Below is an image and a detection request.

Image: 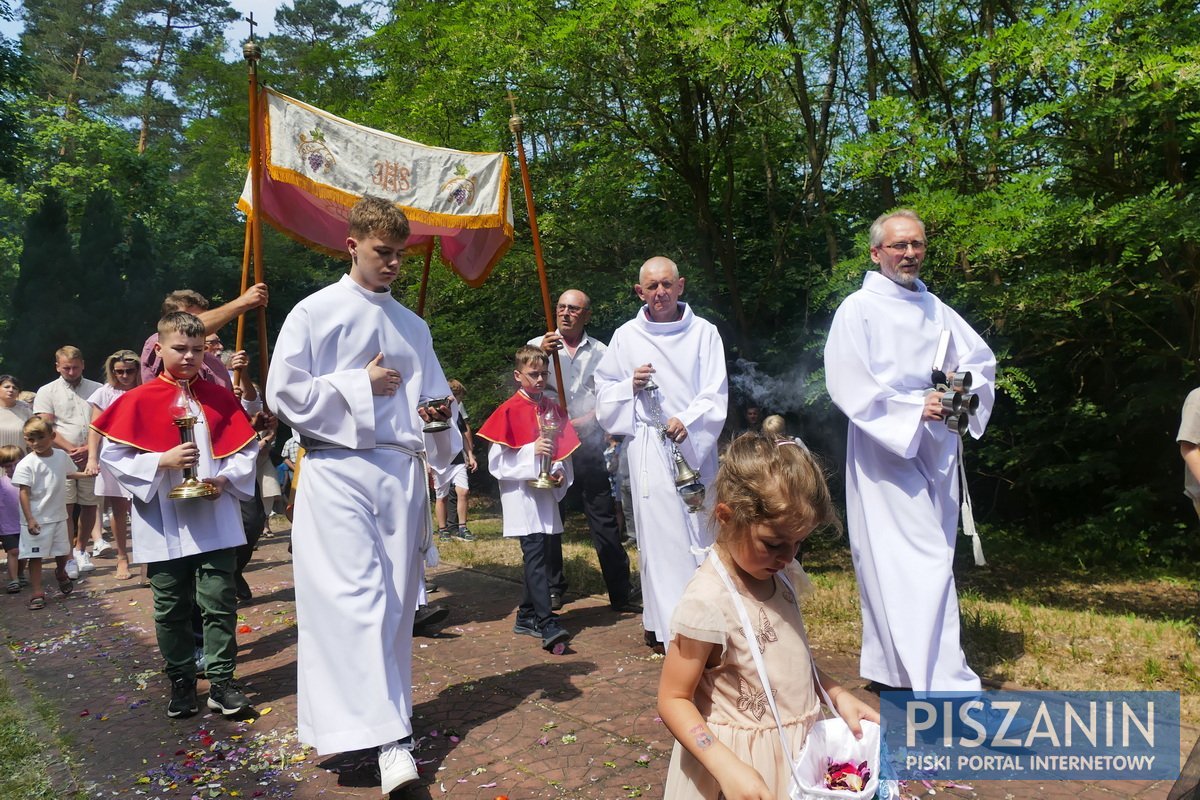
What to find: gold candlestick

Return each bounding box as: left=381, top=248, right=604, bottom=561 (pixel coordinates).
left=168, top=382, right=216, bottom=500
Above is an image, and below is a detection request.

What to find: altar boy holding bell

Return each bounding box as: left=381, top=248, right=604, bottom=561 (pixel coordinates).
left=94, top=311, right=259, bottom=720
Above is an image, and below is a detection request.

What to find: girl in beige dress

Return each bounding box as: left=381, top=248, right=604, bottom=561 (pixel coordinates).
left=657, top=433, right=878, bottom=800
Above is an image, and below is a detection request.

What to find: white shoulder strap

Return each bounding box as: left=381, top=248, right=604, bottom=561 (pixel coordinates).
left=709, top=553, right=827, bottom=788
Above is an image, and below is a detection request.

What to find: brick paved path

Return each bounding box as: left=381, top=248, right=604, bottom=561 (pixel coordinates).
left=0, top=525, right=1189, bottom=799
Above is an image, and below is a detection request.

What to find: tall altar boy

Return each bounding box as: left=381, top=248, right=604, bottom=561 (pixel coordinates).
left=266, top=196, right=460, bottom=795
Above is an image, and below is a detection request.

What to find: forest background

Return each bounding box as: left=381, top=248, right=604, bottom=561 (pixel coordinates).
left=0, top=0, right=1197, bottom=567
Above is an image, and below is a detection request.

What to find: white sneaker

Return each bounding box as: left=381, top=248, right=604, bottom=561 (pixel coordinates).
left=92, top=539, right=114, bottom=558
left=65, top=559, right=80, bottom=580
left=378, top=741, right=419, bottom=795
left=76, top=550, right=95, bottom=572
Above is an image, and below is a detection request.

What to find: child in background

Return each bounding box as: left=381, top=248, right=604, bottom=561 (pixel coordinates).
left=657, top=433, right=877, bottom=799
left=761, top=413, right=809, bottom=451
left=0, top=445, right=25, bottom=592
left=433, top=378, right=477, bottom=541
left=478, top=346, right=580, bottom=653
left=14, top=417, right=87, bottom=610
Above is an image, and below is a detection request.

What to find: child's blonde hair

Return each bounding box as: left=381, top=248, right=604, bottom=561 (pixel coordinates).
left=514, top=345, right=547, bottom=370
left=711, top=432, right=840, bottom=546
left=23, top=416, right=53, bottom=439
left=448, top=378, right=466, bottom=399
left=0, top=444, right=21, bottom=466
left=761, top=414, right=788, bottom=440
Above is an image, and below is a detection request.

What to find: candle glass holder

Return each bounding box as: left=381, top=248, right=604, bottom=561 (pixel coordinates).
left=528, top=400, right=563, bottom=490
left=167, top=382, right=216, bottom=500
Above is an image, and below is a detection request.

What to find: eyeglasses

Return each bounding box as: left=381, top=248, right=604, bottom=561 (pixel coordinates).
left=113, top=368, right=136, bottom=376
left=556, top=304, right=587, bottom=315
left=882, top=240, right=927, bottom=253
left=205, top=338, right=222, bottom=345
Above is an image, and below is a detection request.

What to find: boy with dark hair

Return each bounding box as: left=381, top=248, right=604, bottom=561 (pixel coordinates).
left=267, top=195, right=459, bottom=795
left=94, top=311, right=259, bottom=719
left=478, top=345, right=580, bottom=652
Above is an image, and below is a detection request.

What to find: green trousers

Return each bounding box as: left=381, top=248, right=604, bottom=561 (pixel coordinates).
left=147, top=548, right=238, bottom=683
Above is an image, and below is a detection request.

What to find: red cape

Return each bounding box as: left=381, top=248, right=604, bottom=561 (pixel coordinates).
left=477, top=391, right=581, bottom=461
left=92, top=374, right=257, bottom=459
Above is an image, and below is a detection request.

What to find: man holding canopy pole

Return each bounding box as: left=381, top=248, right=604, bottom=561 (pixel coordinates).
left=594, top=257, right=728, bottom=653
left=531, top=289, right=638, bottom=614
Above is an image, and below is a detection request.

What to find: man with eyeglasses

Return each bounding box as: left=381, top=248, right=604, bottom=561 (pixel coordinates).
left=529, top=290, right=638, bottom=615
left=825, top=209, right=996, bottom=694
left=594, top=257, right=728, bottom=653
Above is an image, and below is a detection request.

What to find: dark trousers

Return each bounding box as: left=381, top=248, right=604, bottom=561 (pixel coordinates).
left=518, top=532, right=563, bottom=629
left=150, top=548, right=238, bottom=683
left=236, top=490, right=265, bottom=582
left=560, top=443, right=632, bottom=607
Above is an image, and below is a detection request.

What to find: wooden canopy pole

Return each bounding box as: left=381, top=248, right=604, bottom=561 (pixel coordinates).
left=244, top=21, right=270, bottom=385
left=233, top=218, right=252, bottom=360
left=416, top=246, right=433, bottom=318
left=507, top=93, right=567, bottom=413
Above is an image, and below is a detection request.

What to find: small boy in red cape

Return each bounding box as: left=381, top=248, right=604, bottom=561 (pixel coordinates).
left=93, top=312, right=258, bottom=720
left=478, top=345, right=580, bottom=652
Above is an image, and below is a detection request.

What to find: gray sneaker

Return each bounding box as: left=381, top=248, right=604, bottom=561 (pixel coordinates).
left=452, top=526, right=475, bottom=541
left=207, top=680, right=251, bottom=716
left=512, top=616, right=540, bottom=638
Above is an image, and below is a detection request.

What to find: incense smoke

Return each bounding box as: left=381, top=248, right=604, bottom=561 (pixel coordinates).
left=728, top=358, right=822, bottom=415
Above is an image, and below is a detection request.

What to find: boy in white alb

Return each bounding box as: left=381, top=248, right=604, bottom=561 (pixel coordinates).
left=13, top=416, right=86, bottom=609
left=266, top=196, right=459, bottom=796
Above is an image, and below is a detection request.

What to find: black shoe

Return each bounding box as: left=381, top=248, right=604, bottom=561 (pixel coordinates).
left=613, top=584, right=643, bottom=613
left=549, top=591, right=564, bottom=611
left=167, top=676, right=198, bottom=719
left=611, top=596, right=643, bottom=613
left=541, top=622, right=571, bottom=652
left=513, top=616, right=541, bottom=638
left=207, top=680, right=251, bottom=716
left=413, top=603, right=449, bottom=632
left=643, top=630, right=665, bottom=655
left=426, top=581, right=440, bottom=593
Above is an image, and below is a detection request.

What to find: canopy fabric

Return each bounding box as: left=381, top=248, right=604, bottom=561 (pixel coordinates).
left=237, top=87, right=513, bottom=287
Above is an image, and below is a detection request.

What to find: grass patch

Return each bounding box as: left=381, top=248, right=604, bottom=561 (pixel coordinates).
left=0, top=659, right=82, bottom=799
left=436, top=510, right=638, bottom=597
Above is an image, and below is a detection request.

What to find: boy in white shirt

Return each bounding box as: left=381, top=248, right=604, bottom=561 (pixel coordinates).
left=13, top=416, right=86, bottom=610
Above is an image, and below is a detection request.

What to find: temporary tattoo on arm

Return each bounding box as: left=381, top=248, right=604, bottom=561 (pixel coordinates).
left=689, top=724, right=714, bottom=749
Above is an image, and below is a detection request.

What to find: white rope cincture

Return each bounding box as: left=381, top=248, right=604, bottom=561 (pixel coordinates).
left=958, top=434, right=985, bottom=566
